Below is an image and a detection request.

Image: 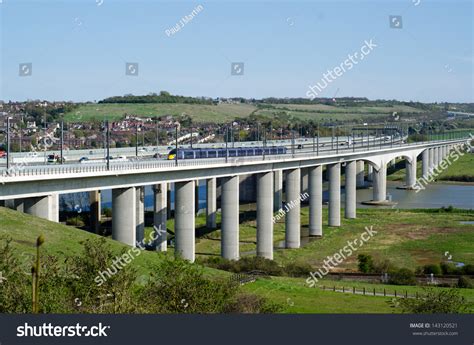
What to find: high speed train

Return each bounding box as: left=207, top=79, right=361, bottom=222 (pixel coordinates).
left=167, top=146, right=287, bottom=160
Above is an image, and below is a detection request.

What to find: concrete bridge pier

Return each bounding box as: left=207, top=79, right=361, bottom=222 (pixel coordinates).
left=328, top=163, right=341, bottom=226
left=367, top=165, right=373, bottom=182
left=308, top=165, right=323, bottom=236
left=136, top=186, right=145, bottom=244
left=153, top=183, right=167, bottom=252
left=112, top=187, right=137, bottom=247
left=273, top=170, right=283, bottom=212
left=257, top=172, right=274, bottom=259
left=344, top=161, right=356, bottom=219
left=195, top=180, right=200, bottom=214
left=405, top=157, right=417, bottom=188
left=206, top=178, right=217, bottom=229
left=300, top=168, right=309, bottom=195
left=24, top=194, right=58, bottom=222
left=166, top=183, right=172, bottom=219
left=356, top=161, right=365, bottom=188
left=285, top=168, right=301, bottom=248
left=175, top=180, right=195, bottom=262
left=429, top=148, right=435, bottom=173
left=434, top=147, right=439, bottom=168
left=373, top=164, right=387, bottom=202
left=437, top=147, right=443, bottom=166
left=422, top=150, right=429, bottom=179
left=221, top=176, right=240, bottom=260
left=89, top=190, right=101, bottom=233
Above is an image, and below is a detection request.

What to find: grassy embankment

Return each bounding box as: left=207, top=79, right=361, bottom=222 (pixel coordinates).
left=64, top=103, right=425, bottom=123
left=2, top=206, right=473, bottom=313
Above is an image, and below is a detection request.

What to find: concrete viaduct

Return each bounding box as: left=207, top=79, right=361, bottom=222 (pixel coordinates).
left=0, top=138, right=468, bottom=262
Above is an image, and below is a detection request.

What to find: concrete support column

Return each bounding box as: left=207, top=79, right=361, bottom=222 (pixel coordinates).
left=367, top=165, right=374, bottom=182
left=300, top=167, right=309, bottom=195
left=153, top=183, right=167, bottom=251
left=434, top=147, right=439, bottom=168
left=308, top=165, right=323, bottom=236
left=166, top=183, right=172, bottom=219
left=356, top=161, right=365, bottom=188
left=175, top=180, right=195, bottom=262
left=221, top=176, right=239, bottom=260
left=429, top=148, right=434, bottom=172
left=257, top=172, right=274, bottom=259
left=49, top=194, right=59, bottom=223
left=112, top=187, right=136, bottom=246
left=206, top=178, right=217, bottom=229
left=273, top=170, right=283, bottom=212
left=328, top=163, right=341, bottom=226
left=136, top=186, right=145, bottom=244
left=422, top=150, right=429, bottom=179
left=390, top=158, right=396, bottom=167
left=285, top=168, right=301, bottom=248
left=344, top=161, right=356, bottom=219
left=373, top=164, right=387, bottom=202
left=89, top=190, right=101, bottom=233
left=406, top=157, right=417, bottom=188
left=195, top=180, right=200, bottom=214
left=23, top=195, right=58, bottom=222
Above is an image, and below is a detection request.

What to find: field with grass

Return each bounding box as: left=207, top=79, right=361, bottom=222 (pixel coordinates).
left=243, top=276, right=474, bottom=313
left=2, top=206, right=473, bottom=313
left=147, top=207, right=474, bottom=272
left=64, top=102, right=427, bottom=123
left=64, top=103, right=257, bottom=123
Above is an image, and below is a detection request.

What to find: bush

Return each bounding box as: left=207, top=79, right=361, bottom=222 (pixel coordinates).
left=392, top=288, right=469, bottom=313
left=388, top=268, right=417, bottom=286
left=457, top=276, right=473, bottom=289
left=66, top=216, right=85, bottom=227
left=141, top=257, right=238, bottom=313
left=357, top=254, right=374, bottom=273
left=283, top=262, right=313, bottom=277
left=440, top=262, right=462, bottom=275
left=423, top=264, right=441, bottom=275
left=462, top=264, right=474, bottom=275
left=225, top=293, right=282, bottom=313
left=201, top=256, right=284, bottom=276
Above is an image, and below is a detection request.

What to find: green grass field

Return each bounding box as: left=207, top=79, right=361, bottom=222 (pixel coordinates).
left=64, top=102, right=426, bottom=123
left=1, top=206, right=473, bottom=313
left=147, top=207, right=474, bottom=272
left=64, top=103, right=257, bottom=123
left=243, top=276, right=474, bottom=313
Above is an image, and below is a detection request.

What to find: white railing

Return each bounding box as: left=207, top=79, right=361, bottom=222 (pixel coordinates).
left=0, top=137, right=468, bottom=179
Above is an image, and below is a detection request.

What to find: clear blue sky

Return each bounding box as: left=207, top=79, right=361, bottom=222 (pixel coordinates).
left=1, top=0, right=472, bottom=102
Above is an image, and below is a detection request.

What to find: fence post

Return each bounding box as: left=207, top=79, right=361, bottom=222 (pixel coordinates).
left=405, top=290, right=408, bottom=298
left=383, top=288, right=386, bottom=297
left=353, top=286, right=355, bottom=294
left=342, top=286, right=345, bottom=293
left=373, top=288, right=376, bottom=296
left=395, top=290, right=397, bottom=298
left=333, top=285, right=336, bottom=292
left=363, top=287, right=365, bottom=295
